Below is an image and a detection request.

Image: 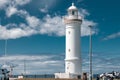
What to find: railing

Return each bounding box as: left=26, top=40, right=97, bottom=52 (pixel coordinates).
left=16, top=78, right=80, bottom=80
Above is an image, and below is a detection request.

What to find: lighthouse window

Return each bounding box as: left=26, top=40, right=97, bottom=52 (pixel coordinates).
left=68, top=31, right=70, bottom=34
left=68, top=49, right=71, bottom=52
left=72, top=11, right=75, bottom=15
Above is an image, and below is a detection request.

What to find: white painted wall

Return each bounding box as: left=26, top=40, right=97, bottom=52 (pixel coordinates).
left=65, top=22, right=82, bottom=74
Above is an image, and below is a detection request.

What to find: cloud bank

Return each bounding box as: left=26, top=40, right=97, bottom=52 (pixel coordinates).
left=0, top=55, right=64, bottom=74
left=0, top=0, right=97, bottom=40
left=103, top=32, right=120, bottom=40
left=0, top=53, right=119, bottom=74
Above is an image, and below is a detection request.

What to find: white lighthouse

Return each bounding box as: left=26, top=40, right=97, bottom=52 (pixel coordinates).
left=64, top=2, right=82, bottom=75
left=55, top=3, right=82, bottom=79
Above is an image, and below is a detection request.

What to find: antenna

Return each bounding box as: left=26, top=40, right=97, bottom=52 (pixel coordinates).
left=72, top=3, right=74, bottom=6
left=0, top=18, right=1, bottom=27
left=0, top=18, right=1, bottom=23
left=0, top=17, right=8, bottom=57
left=24, top=59, right=26, bottom=77
left=5, top=39, right=7, bottom=57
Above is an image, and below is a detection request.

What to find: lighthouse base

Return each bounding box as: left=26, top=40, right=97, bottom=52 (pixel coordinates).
left=54, top=73, right=81, bottom=79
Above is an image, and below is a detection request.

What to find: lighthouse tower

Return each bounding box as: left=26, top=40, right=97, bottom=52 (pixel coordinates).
left=55, top=3, right=82, bottom=79
left=64, top=3, right=82, bottom=76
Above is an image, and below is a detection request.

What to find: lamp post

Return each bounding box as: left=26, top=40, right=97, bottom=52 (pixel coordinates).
left=24, top=59, right=26, bottom=78
left=89, top=25, right=92, bottom=80
left=5, top=39, right=7, bottom=57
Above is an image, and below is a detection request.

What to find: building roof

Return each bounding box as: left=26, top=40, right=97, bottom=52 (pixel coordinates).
left=68, top=3, right=78, bottom=11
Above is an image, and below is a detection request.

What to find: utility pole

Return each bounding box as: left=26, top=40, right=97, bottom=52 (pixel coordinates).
left=5, top=40, right=7, bottom=57
left=89, top=25, right=92, bottom=80
left=24, top=59, right=26, bottom=78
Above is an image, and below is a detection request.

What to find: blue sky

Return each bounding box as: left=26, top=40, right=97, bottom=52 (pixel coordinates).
left=0, top=0, right=120, bottom=75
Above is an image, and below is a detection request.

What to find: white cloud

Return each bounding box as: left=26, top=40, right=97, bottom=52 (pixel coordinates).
left=0, top=0, right=10, bottom=9
left=79, top=8, right=90, bottom=18
left=0, top=24, right=37, bottom=39
left=82, top=53, right=120, bottom=73
left=77, top=0, right=83, bottom=3
left=0, top=55, right=64, bottom=74
left=39, top=14, right=97, bottom=37
left=0, top=0, right=31, bottom=17
left=0, top=53, right=120, bottom=74
left=14, top=0, right=31, bottom=6
left=40, top=8, right=48, bottom=13
left=38, top=8, right=97, bottom=36
left=0, top=0, right=98, bottom=40
left=6, top=6, right=18, bottom=17
left=103, top=32, right=120, bottom=40
left=0, top=11, right=97, bottom=39
left=26, top=16, right=41, bottom=28
left=0, top=0, right=31, bottom=9
left=81, top=19, right=97, bottom=36
left=38, top=0, right=56, bottom=8
left=40, top=5, right=48, bottom=13
left=0, top=7, right=40, bottom=39
left=5, top=6, right=29, bottom=18
left=40, top=15, right=65, bottom=36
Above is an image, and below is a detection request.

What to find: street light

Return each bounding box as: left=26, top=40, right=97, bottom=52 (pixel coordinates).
left=5, top=39, right=7, bottom=57
left=89, top=25, right=92, bottom=80
left=24, top=59, right=26, bottom=78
